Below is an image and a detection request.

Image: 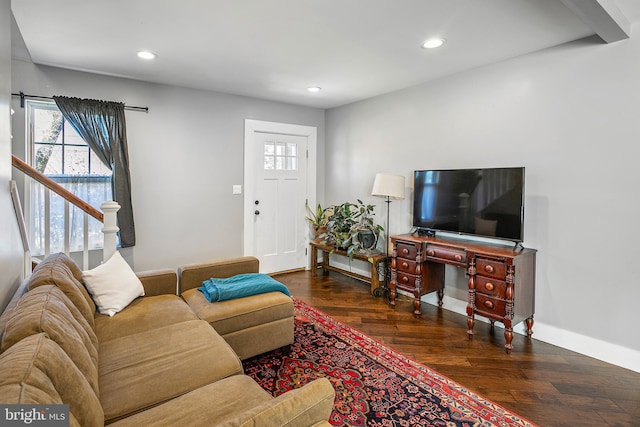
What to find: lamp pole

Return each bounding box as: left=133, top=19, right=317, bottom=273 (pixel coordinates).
left=382, top=195, right=392, bottom=297
left=371, top=173, right=405, bottom=299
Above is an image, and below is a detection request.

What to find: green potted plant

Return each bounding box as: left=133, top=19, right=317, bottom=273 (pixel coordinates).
left=324, top=202, right=357, bottom=250
left=323, top=200, right=383, bottom=259
left=305, top=202, right=329, bottom=242
left=349, top=199, right=383, bottom=256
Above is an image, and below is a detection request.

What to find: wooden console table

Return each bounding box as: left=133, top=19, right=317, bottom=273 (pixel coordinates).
left=390, top=234, right=536, bottom=353
left=309, top=241, right=386, bottom=295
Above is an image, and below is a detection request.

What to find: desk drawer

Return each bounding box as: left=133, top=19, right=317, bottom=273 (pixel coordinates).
left=425, top=244, right=467, bottom=266
left=475, top=276, right=507, bottom=298
left=396, top=271, right=416, bottom=288
left=475, top=293, right=506, bottom=317
left=397, top=258, right=418, bottom=274
left=394, top=272, right=433, bottom=296
left=476, top=258, right=507, bottom=280
left=396, top=241, right=417, bottom=260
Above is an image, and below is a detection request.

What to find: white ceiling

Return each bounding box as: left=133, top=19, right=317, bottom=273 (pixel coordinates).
left=11, top=0, right=640, bottom=109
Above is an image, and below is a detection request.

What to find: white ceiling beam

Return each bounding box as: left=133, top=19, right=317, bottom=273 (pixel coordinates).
left=561, top=0, right=630, bottom=43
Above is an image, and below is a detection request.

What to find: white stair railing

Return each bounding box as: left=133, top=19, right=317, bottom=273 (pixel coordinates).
left=100, top=201, right=120, bottom=263
left=37, top=188, right=120, bottom=269
left=12, top=155, right=120, bottom=270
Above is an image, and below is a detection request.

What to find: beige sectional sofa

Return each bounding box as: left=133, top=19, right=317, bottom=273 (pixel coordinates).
left=0, top=253, right=335, bottom=426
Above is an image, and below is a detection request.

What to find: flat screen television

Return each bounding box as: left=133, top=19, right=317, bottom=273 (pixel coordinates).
left=413, top=167, right=525, bottom=242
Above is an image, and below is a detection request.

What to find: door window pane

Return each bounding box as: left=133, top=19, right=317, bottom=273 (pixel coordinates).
left=263, top=141, right=298, bottom=171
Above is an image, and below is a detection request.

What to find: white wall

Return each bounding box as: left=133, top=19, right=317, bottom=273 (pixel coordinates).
left=0, top=0, right=24, bottom=312
left=325, top=31, right=640, bottom=372
left=10, top=61, right=325, bottom=272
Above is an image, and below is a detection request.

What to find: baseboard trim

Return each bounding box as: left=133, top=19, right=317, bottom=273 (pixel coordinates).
left=421, top=294, right=640, bottom=373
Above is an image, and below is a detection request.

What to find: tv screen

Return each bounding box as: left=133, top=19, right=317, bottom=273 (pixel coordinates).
left=413, top=167, right=525, bottom=242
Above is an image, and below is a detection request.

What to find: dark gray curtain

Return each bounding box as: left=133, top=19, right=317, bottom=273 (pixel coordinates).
left=53, top=96, right=135, bottom=247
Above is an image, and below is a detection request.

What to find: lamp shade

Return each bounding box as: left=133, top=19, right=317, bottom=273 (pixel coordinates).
left=371, top=173, right=405, bottom=200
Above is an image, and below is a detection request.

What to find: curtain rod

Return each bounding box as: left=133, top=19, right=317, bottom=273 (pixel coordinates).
left=11, top=92, right=149, bottom=113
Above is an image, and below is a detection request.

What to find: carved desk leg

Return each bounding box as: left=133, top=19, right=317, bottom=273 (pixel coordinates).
left=504, top=265, right=515, bottom=354
left=437, top=288, right=444, bottom=307
left=466, top=258, right=476, bottom=339
left=413, top=244, right=423, bottom=317
left=525, top=316, right=534, bottom=339
left=389, top=244, right=398, bottom=308
left=412, top=283, right=422, bottom=317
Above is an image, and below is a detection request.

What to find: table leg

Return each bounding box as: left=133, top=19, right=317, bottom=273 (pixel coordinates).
left=310, top=245, right=318, bottom=276
left=526, top=316, right=534, bottom=339
left=370, top=260, right=381, bottom=295
left=412, top=289, right=422, bottom=317
left=320, top=250, right=329, bottom=275
left=504, top=318, right=513, bottom=354
left=466, top=258, right=476, bottom=339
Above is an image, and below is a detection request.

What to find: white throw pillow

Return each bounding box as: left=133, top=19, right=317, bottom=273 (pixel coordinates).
left=82, top=251, right=145, bottom=317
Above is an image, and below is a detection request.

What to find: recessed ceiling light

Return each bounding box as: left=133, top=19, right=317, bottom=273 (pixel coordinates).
left=307, top=86, right=322, bottom=93
left=137, top=51, right=157, bottom=60
left=421, top=38, right=445, bottom=49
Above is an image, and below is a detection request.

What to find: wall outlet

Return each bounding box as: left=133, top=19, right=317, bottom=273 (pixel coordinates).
left=232, top=185, right=242, bottom=195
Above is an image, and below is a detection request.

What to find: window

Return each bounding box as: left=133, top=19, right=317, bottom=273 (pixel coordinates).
left=263, top=140, right=298, bottom=171
left=27, top=101, right=113, bottom=254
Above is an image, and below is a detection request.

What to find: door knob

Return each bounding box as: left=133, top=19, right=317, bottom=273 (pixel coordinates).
left=254, top=210, right=260, bottom=215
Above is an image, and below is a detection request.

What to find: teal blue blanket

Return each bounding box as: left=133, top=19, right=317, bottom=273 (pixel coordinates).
left=198, top=273, right=291, bottom=303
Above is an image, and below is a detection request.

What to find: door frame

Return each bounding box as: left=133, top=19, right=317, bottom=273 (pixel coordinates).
left=243, top=119, right=317, bottom=270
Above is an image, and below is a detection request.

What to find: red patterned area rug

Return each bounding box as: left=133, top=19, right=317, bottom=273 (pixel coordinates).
left=243, top=298, right=538, bottom=427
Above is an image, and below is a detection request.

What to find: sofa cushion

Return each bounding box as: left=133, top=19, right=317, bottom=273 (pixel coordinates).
left=182, top=289, right=293, bottom=335
left=29, top=253, right=96, bottom=327
left=107, top=375, right=272, bottom=427
left=237, top=377, right=335, bottom=427
left=178, top=257, right=260, bottom=292
left=1, top=286, right=99, bottom=394
left=4, top=285, right=97, bottom=350
left=136, top=268, right=178, bottom=296
left=99, top=319, right=243, bottom=422
left=108, top=375, right=335, bottom=427
left=82, top=251, right=145, bottom=317
left=94, top=294, right=198, bottom=342
left=218, top=317, right=294, bottom=361
left=0, top=333, right=103, bottom=427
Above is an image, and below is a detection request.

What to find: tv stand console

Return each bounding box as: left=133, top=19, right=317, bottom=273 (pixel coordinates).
left=390, top=234, right=536, bottom=353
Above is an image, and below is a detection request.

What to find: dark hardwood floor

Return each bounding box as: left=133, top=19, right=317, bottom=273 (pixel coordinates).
left=273, top=270, right=640, bottom=427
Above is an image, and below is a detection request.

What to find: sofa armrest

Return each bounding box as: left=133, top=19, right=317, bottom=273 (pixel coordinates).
left=178, top=256, right=259, bottom=293
left=239, top=377, right=335, bottom=427
left=136, top=269, right=178, bottom=296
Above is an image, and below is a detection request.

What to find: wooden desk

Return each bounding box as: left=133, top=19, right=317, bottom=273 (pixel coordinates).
left=309, top=241, right=386, bottom=295
left=390, top=234, right=536, bottom=353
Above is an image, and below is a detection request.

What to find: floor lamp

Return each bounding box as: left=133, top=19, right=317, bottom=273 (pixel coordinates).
left=371, top=173, right=405, bottom=296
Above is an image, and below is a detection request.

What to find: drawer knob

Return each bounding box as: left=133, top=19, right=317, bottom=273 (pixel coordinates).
left=484, top=265, right=494, bottom=274
left=402, top=248, right=409, bottom=255
left=455, top=254, right=462, bottom=261
left=485, top=282, right=494, bottom=291
left=402, top=276, right=409, bottom=283
left=484, top=300, right=494, bottom=309
left=427, top=249, right=435, bottom=256
left=401, top=262, right=408, bottom=269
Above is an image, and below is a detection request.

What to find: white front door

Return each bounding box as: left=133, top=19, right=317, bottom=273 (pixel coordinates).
left=244, top=120, right=317, bottom=273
